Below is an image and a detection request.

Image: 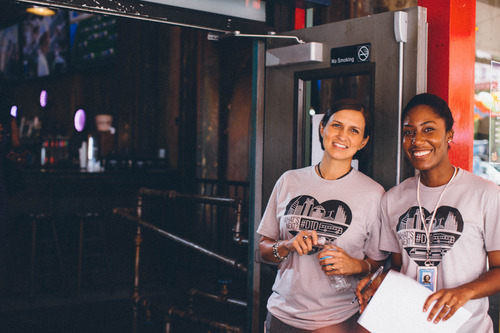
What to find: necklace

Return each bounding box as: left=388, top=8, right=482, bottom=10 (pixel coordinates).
left=416, top=166, right=458, bottom=265
left=317, top=162, right=325, bottom=178
left=316, top=162, right=352, bottom=180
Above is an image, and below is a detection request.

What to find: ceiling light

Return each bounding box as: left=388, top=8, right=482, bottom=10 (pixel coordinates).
left=26, top=6, right=56, bottom=16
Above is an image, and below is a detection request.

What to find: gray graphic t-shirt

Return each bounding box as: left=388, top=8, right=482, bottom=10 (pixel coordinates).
left=380, top=169, right=500, bottom=333
left=257, top=166, right=386, bottom=330
left=396, top=205, right=463, bottom=267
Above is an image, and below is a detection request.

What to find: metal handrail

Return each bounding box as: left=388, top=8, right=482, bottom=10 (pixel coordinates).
left=138, top=187, right=241, bottom=207
left=113, top=207, right=247, bottom=273
left=115, top=187, right=248, bottom=332
left=138, top=297, right=244, bottom=333
left=137, top=187, right=247, bottom=244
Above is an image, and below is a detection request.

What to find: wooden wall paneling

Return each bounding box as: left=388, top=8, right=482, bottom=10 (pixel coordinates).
left=196, top=32, right=220, bottom=180
left=115, top=18, right=138, bottom=154
left=135, top=21, right=160, bottom=159
left=225, top=53, right=252, bottom=182
left=216, top=39, right=253, bottom=182
left=157, top=26, right=181, bottom=171
left=177, top=28, right=199, bottom=187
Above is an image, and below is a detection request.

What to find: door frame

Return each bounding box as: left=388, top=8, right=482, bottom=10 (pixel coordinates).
left=294, top=62, right=376, bottom=170
left=251, top=6, right=427, bottom=333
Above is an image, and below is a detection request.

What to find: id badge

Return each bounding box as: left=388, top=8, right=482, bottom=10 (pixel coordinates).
left=417, top=265, right=437, bottom=292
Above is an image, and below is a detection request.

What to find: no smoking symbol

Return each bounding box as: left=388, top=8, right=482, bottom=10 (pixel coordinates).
left=357, top=46, right=369, bottom=62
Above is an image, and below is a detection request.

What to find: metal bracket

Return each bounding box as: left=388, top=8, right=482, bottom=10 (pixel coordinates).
left=266, top=42, right=323, bottom=67
left=208, top=30, right=305, bottom=44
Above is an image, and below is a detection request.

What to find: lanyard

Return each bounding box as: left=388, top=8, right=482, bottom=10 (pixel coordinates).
left=416, top=166, right=458, bottom=266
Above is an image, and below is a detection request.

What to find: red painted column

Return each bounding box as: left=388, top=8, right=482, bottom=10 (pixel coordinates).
left=418, top=0, right=476, bottom=171
left=294, top=8, right=306, bottom=30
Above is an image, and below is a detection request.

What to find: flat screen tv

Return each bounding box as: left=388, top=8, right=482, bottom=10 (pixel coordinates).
left=0, top=24, right=20, bottom=80
left=21, top=10, right=69, bottom=79
left=70, top=11, right=118, bottom=69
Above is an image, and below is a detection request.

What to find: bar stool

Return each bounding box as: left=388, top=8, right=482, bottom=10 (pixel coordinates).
left=29, top=213, right=68, bottom=296
left=77, top=212, right=114, bottom=298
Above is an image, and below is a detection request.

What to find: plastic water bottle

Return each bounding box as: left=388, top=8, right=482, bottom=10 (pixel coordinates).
left=318, top=237, right=356, bottom=293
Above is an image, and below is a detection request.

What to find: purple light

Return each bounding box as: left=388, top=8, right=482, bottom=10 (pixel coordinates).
left=74, top=109, right=86, bottom=132
left=40, top=90, right=48, bottom=108
left=10, top=106, right=17, bottom=118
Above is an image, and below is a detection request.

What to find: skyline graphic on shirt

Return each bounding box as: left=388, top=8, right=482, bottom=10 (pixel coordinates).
left=284, top=195, right=352, bottom=240
left=396, top=205, right=463, bottom=266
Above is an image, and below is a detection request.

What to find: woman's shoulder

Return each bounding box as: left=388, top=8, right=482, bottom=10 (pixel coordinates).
left=277, top=166, right=314, bottom=183
left=351, top=169, right=385, bottom=194
left=457, top=168, right=500, bottom=192
left=383, top=176, right=416, bottom=198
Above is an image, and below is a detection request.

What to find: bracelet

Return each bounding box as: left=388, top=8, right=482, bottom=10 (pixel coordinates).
left=361, top=259, right=372, bottom=278
left=272, top=241, right=289, bottom=261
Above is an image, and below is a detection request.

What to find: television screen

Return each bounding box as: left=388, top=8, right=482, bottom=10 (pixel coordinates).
left=0, top=24, right=20, bottom=80
left=21, top=10, right=69, bottom=79
left=70, top=11, right=118, bottom=69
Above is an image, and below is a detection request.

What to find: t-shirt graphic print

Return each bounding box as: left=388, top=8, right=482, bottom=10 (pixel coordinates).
left=284, top=195, right=352, bottom=242
left=396, top=205, right=463, bottom=266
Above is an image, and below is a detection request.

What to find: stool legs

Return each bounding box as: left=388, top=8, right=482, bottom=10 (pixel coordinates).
left=77, top=214, right=113, bottom=298
left=77, top=218, right=83, bottom=298
left=29, top=214, right=68, bottom=296
left=30, top=213, right=113, bottom=298
left=51, top=218, right=67, bottom=292
left=30, top=217, right=37, bottom=296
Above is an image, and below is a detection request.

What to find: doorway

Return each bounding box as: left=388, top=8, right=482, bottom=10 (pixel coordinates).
left=250, top=6, right=428, bottom=332
left=295, top=63, right=375, bottom=175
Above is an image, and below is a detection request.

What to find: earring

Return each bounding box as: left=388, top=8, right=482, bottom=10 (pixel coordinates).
left=448, top=139, right=452, bottom=143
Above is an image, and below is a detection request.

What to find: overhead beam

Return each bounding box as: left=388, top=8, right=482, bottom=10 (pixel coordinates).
left=15, top=0, right=273, bottom=33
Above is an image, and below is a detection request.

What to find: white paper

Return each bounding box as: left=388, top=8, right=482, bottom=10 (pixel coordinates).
left=358, top=270, right=472, bottom=333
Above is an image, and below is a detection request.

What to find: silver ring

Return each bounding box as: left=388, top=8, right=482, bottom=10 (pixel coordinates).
left=444, top=305, right=451, bottom=308
left=302, top=235, right=308, bottom=240
left=330, top=264, right=335, bottom=270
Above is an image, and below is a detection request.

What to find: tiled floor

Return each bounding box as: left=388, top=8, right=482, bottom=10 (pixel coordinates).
left=0, top=283, right=248, bottom=333
left=0, top=292, right=133, bottom=333
left=0, top=234, right=248, bottom=333
left=0, top=210, right=249, bottom=333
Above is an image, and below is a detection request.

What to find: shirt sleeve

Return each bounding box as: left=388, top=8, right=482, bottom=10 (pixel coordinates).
left=379, top=193, right=402, bottom=254
left=256, top=175, right=283, bottom=240
left=363, top=190, right=389, bottom=261
left=483, top=183, right=500, bottom=252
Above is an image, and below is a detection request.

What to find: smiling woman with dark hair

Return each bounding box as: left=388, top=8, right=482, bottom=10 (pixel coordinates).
left=356, top=93, right=500, bottom=333
left=257, top=99, right=386, bottom=332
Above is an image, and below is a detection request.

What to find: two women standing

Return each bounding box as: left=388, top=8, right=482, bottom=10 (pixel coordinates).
left=259, top=93, right=500, bottom=333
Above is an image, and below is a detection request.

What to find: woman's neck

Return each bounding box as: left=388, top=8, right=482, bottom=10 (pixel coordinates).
left=317, top=158, right=352, bottom=180
left=419, top=163, right=457, bottom=187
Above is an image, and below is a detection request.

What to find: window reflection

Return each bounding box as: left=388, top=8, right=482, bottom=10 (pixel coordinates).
left=474, top=0, right=500, bottom=185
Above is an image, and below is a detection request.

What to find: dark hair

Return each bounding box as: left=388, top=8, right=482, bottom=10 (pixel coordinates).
left=319, top=98, right=371, bottom=150
left=402, top=93, right=454, bottom=131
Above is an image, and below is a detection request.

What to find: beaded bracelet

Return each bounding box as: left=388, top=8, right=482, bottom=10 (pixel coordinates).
left=272, top=241, right=289, bottom=261
left=361, top=259, right=372, bottom=278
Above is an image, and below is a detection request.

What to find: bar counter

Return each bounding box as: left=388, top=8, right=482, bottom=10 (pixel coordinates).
left=9, top=168, right=180, bottom=217
left=2, top=167, right=182, bottom=295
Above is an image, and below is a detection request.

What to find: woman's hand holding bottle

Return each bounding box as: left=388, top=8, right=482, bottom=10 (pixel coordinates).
left=317, top=241, right=363, bottom=276
left=284, top=230, right=319, bottom=256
